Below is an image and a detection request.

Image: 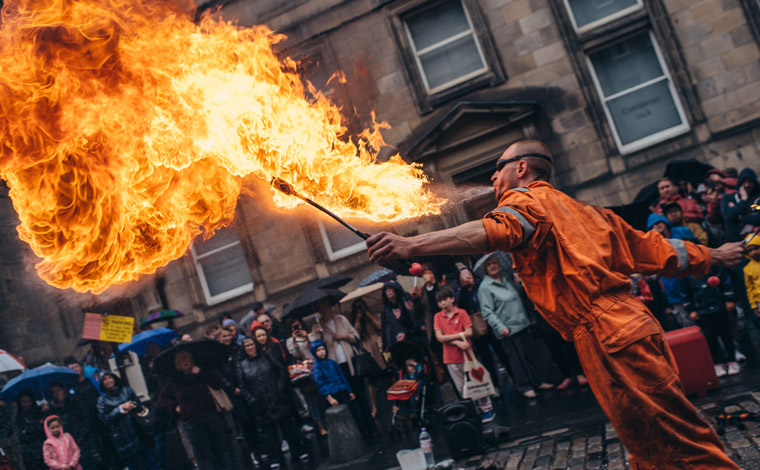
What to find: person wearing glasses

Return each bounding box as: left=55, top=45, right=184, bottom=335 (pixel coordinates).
left=366, top=140, right=746, bottom=470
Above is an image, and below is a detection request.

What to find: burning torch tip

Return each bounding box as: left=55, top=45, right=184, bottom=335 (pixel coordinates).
left=271, top=177, right=295, bottom=196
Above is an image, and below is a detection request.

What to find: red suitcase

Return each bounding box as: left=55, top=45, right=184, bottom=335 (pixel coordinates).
left=664, top=326, right=718, bottom=397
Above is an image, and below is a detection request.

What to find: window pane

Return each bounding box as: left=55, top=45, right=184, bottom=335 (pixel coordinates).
left=197, top=243, right=252, bottom=297
left=195, top=225, right=241, bottom=255
left=323, top=223, right=364, bottom=253
left=606, top=79, right=683, bottom=145
left=406, top=0, right=470, bottom=51
left=419, top=36, right=485, bottom=90
left=567, top=0, right=638, bottom=29
left=590, top=33, right=663, bottom=97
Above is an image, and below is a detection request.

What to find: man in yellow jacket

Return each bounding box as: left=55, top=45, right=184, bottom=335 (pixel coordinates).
left=743, top=233, right=760, bottom=317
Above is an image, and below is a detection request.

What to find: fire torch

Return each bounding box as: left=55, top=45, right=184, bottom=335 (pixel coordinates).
left=271, top=177, right=414, bottom=274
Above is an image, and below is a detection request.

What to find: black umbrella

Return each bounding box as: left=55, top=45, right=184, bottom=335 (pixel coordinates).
left=388, top=341, right=426, bottom=369
left=664, top=159, right=714, bottom=188
left=152, top=339, right=230, bottom=377
left=281, top=287, right=346, bottom=320
left=607, top=201, right=652, bottom=232
left=313, top=274, right=353, bottom=290
left=633, top=181, right=659, bottom=207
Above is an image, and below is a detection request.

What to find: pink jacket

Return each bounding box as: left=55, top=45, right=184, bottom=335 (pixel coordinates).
left=42, top=416, right=82, bottom=470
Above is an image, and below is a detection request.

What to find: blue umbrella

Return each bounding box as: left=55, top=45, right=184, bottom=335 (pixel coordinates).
left=119, top=327, right=178, bottom=357
left=1, top=363, right=78, bottom=401
left=358, top=268, right=396, bottom=287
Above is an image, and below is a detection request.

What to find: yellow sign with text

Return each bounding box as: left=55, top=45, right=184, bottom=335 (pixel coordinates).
left=82, top=313, right=134, bottom=343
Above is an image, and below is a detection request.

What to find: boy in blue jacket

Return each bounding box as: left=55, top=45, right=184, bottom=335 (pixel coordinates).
left=310, top=340, right=367, bottom=438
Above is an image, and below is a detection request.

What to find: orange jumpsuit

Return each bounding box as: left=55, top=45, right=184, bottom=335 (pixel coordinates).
left=481, top=181, right=739, bottom=470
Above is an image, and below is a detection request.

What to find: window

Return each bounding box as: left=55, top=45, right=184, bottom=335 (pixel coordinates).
left=586, top=32, right=689, bottom=154
left=192, top=225, right=253, bottom=305
left=403, top=0, right=488, bottom=94
left=318, top=220, right=374, bottom=261
left=564, top=0, right=642, bottom=32
left=388, top=0, right=505, bottom=113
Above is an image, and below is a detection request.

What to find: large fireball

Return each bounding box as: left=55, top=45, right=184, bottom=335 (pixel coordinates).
left=0, top=0, right=442, bottom=293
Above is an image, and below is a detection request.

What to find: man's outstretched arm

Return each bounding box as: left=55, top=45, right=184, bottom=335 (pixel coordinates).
left=366, top=220, right=489, bottom=263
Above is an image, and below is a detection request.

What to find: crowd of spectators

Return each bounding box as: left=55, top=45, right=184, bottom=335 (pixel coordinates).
left=1, top=164, right=759, bottom=470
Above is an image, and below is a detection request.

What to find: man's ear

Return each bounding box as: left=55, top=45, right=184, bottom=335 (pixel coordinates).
left=516, top=160, right=528, bottom=177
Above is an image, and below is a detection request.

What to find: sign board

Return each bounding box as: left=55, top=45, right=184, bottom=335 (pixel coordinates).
left=82, top=313, right=135, bottom=343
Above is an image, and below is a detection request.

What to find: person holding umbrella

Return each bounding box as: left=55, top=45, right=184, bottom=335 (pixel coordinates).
left=156, top=351, right=231, bottom=470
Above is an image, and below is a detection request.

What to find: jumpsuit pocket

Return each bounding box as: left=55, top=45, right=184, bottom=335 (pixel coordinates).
left=608, top=332, right=678, bottom=393
left=592, top=313, right=677, bottom=393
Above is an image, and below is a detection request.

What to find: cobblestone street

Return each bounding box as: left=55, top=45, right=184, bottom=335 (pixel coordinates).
left=464, top=390, right=760, bottom=470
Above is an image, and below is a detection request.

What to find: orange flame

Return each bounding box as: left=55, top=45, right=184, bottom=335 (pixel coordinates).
left=0, top=0, right=443, bottom=293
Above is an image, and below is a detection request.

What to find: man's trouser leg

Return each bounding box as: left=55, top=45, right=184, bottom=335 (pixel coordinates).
left=574, top=301, right=739, bottom=470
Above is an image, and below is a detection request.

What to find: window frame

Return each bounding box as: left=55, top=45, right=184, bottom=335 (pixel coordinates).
left=563, top=0, right=644, bottom=34
left=191, top=230, right=254, bottom=306
left=584, top=30, right=690, bottom=155
left=387, top=0, right=506, bottom=114
left=402, top=1, right=489, bottom=95
left=317, top=220, right=366, bottom=261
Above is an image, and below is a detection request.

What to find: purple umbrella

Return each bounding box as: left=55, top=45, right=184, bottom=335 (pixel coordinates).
left=140, top=309, right=184, bottom=327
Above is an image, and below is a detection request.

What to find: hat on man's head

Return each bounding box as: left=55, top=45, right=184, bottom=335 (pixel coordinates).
left=706, top=169, right=725, bottom=178
left=660, top=202, right=682, bottom=215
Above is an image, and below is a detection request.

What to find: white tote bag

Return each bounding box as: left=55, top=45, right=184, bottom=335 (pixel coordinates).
left=461, top=350, right=495, bottom=401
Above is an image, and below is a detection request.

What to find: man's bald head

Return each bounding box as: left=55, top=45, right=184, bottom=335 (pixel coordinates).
left=503, top=140, right=553, bottom=182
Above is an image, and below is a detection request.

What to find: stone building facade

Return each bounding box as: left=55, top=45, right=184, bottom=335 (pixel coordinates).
left=2, top=0, right=759, bottom=363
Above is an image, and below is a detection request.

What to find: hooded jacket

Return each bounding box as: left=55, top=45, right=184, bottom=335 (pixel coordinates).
left=236, top=343, right=292, bottom=423
left=380, top=280, right=421, bottom=349
left=43, top=415, right=82, bottom=470
left=721, top=168, right=760, bottom=241
left=309, top=340, right=352, bottom=397
left=645, top=213, right=698, bottom=242
left=96, top=374, right=141, bottom=460
left=681, top=267, right=735, bottom=316
left=222, top=318, right=246, bottom=345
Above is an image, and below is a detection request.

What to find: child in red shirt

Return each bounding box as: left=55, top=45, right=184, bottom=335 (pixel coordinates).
left=433, top=286, right=495, bottom=424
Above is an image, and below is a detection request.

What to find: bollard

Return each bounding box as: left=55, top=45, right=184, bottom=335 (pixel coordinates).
left=325, top=404, right=365, bottom=463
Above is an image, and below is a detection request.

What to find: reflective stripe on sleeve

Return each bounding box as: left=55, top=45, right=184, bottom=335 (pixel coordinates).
left=667, top=238, right=688, bottom=271
left=512, top=187, right=530, bottom=193
left=490, top=206, right=536, bottom=243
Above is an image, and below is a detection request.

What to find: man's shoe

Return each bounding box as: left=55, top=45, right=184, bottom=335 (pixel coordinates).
left=714, top=364, right=727, bottom=378
left=523, top=389, right=537, bottom=398
left=538, top=382, right=554, bottom=390
left=281, top=440, right=290, bottom=453
left=481, top=411, right=495, bottom=424
left=735, top=350, right=747, bottom=362
left=727, top=361, right=740, bottom=375
left=557, top=378, right=573, bottom=390
left=576, top=375, right=589, bottom=386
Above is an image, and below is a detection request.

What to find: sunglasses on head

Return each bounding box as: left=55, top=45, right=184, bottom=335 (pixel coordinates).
left=495, top=153, right=552, bottom=172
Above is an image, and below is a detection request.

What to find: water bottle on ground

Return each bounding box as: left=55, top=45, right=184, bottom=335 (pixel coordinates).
left=419, top=427, right=434, bottom=468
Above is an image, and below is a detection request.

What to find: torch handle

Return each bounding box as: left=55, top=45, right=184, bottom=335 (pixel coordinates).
left=294, top=194, right=369, bottom=240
